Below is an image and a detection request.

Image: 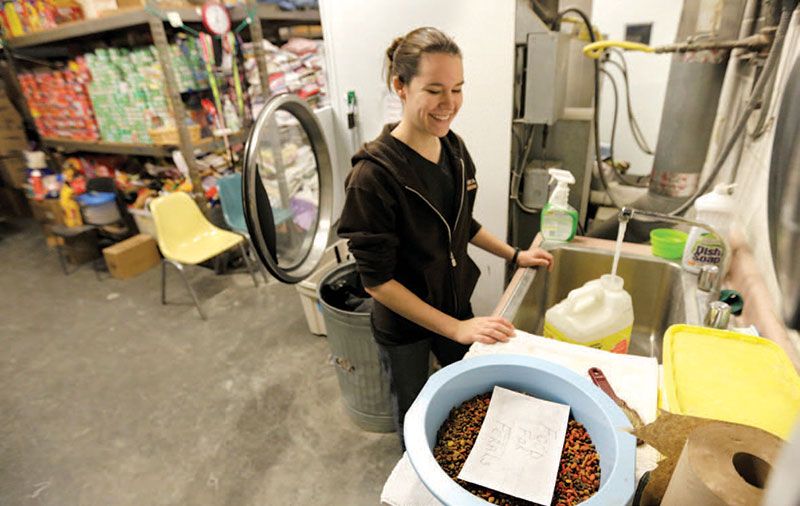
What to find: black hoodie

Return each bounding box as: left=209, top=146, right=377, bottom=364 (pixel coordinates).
left=338, top=124, right=482, bottom=345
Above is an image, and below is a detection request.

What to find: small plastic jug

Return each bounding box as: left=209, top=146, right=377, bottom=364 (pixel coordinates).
left=543, top=274, right=634, bottom=353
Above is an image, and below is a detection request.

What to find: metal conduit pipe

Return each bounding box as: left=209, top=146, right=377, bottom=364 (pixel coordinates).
left=647, top=0, right=747, bottom=201
left=667, top=0, right=795, bottom=216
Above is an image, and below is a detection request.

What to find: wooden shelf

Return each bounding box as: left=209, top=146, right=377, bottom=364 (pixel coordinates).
left=42, top=133, right=245, bottom=157
left=42, top=138, right=173, bottom=156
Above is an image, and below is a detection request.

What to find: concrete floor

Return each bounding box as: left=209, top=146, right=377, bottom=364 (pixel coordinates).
left=0, top=219, right=401, bottom=505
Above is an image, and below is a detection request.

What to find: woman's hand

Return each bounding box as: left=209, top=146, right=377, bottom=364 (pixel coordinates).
left=452, top=316, right=515, bottom=345
left=516, top=247, right=554, bottom=271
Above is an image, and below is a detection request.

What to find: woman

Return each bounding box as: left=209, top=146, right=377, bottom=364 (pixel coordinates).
left=337, top=27, right=554, bottom=445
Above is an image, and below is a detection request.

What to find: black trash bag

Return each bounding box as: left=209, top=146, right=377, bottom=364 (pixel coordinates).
left=320, top=267, right=372, bottom=313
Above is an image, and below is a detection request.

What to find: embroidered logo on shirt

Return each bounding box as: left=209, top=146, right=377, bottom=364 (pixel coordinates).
left=466, top=178, right=478, bottom=191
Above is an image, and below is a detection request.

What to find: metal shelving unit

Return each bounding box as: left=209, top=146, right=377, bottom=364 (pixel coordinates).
left=3, top=5, right=317, bottom=48
left=2, top=2, right=318, bottom=196
left=4, top=7, right=202, bottom=48
left=255, top=4, right=320, bottom=23
left=41, top=133, right=245, bottom=157
left=41, top=137, right=174, bottom=157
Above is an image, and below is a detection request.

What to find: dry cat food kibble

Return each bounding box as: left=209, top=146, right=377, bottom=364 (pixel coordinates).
left=433, top=392, right=601, bottom=506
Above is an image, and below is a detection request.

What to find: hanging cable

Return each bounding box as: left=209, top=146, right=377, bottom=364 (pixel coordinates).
left=748, top=58, right=778, bottom=139
left=599, top=67, right=619, bottom=163
left=509, top=122, right=541, bottom=214
left=606, top=50, right=655, bottom=155
left=555, top=7, right=625, bottom=210
left=599, top=65, right=650, bottom=188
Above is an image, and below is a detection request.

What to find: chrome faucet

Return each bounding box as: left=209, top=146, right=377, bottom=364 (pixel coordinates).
left=618, top=207, right=731, bottom=295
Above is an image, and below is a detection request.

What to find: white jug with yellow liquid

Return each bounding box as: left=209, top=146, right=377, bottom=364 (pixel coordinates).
left=543, top=274, right=634, bottom=353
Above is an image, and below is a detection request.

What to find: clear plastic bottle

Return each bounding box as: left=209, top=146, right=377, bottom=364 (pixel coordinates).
left=682, top=184, right=736, bottom=274
left=222, top=96, right=241, bottom=133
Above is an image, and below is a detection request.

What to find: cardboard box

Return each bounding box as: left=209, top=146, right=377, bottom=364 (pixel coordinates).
left=45, top=233, right=64, bottom=249
left=0, top=187, right=31, bottom=217
left=112, top=0, right=141, bottom=8
left=40, top=223, right=63, bottom=249
left=103, top=234, right=160, bottom=279
left=0, top=156, right=27, bottom=188
left=29, top=198, right=65, bottom=225
left=76, top=0, right=118, bottom=18
left=0, top=136, right=27, bottom=156
left=0, top=106, right=23, bottom=128
left=114, top=0, right=188, bottom=9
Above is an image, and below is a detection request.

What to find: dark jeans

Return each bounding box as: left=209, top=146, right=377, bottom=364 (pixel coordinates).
left=372, top=327, right=469, bottom=449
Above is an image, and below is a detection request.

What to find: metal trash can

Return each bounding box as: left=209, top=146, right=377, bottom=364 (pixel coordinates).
left=318, top=261, right=393, bottom=432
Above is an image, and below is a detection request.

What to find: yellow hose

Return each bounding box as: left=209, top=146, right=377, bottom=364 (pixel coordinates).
left=583, top=40, right=655, bottom=59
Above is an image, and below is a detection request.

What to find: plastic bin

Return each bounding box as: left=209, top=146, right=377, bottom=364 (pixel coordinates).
left=663, top=324, right=800, bottom=439
left=129, top=208, right=157, bottom=240
left=295, top=240, right=349, bottom=335
left=404, top=355, right=636, bottom=505
left=319, top=261, right=393, bottom=432
left=77, top=191, right=120, bottom=225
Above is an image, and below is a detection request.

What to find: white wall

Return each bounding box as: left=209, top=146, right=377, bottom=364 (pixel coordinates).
left=320, top=0, right=516, bottom=316
left=592, top=1, right=681, bottom=175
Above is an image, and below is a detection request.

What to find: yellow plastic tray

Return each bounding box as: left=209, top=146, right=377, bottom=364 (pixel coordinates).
left=663, top=324, right=800, bottom=439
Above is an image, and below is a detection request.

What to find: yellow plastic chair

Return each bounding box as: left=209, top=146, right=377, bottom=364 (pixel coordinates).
left=150, top=192, right=258, bottom=319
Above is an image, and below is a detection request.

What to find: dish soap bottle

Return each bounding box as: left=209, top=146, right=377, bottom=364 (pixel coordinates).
left=543, top=274, right=634, bottom=353
left=682, top=183, right=736, bottom=274
left=541, top=168, right=578, bottom=242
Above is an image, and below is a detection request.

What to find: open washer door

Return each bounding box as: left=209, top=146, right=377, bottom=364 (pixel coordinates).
left=242, top=94, right=334, bottom=284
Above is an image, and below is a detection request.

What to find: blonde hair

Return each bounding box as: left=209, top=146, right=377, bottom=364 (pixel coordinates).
left=385, top=27, right=462, bottom=90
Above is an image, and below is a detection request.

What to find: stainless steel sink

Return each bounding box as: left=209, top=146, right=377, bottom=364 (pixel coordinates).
left=498, top=244, right=697, bottom=362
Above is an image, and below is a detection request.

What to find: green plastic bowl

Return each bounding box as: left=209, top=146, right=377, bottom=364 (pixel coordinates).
left=650, top=228, right=688, bottom=259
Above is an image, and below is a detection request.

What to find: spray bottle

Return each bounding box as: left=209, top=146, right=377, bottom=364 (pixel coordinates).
left=540, top=168, right=578, bottom=242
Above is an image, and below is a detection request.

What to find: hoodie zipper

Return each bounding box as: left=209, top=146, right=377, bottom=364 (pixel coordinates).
left=403, top=157, right=467, bottom=312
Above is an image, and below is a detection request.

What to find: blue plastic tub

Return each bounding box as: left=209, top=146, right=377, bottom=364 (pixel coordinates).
left=77, top=191, right=120, bottom=225
left=77, top=191, right=115, bottom=207
left=404, top=354, right=636, bottom=505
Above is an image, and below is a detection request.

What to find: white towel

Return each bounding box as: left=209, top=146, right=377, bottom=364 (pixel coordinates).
left=381, top=452, right=442, bottom=506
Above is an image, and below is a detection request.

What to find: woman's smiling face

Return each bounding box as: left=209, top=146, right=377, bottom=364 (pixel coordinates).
left=394, top=52, right=464, bottom=139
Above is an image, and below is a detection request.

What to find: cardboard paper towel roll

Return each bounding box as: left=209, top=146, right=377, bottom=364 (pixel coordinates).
left=661, top=423, right=783, bottom=506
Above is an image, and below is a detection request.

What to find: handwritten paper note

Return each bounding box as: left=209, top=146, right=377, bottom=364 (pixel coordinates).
left=457, top=386, right=570, bottom=505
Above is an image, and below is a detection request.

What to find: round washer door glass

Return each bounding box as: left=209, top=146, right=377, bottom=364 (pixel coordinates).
left=242, top=94, right=333, bottom=284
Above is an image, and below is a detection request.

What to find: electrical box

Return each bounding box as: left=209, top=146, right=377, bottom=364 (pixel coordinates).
left=523, top=159, right=563, bottom=209
left=524, top=31, right=570, bottom=125
left=522, top=166, right=550, bottom=209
